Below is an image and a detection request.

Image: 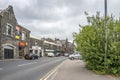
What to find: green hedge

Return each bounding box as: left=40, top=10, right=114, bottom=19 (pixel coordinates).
left=74, top=12, right=120, bottom=76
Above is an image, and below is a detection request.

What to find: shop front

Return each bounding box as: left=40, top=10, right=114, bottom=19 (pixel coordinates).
left=31, top=46, right=42, bottom=57
left=19, top=41, right=27, bottom=58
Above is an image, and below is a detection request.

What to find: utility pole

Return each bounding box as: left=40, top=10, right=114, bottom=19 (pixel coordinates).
left=104, top=0, right=107, bottom=68
left=0, top=15, right=2, bottom=59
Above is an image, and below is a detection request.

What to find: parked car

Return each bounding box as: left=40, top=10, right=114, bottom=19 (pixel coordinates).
left=47, top=52, right=54, bottom=57
left=64, top=53, right=69, bottom=57
left=24, top=53, right=39, bottom=60
left=69, top=53, right=82, bottom=60
left=54, top=52, right=61, bottom=57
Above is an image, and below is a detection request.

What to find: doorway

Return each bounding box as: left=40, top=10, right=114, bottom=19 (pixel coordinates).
left=4, top=45, right=14, bottom=59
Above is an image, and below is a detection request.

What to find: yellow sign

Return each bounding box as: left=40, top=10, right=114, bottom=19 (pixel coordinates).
left=15, top=36, right=20, bottom=39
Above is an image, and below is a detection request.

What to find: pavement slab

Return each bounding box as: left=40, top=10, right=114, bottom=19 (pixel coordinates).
left=50, top=59, right=120, bottom=80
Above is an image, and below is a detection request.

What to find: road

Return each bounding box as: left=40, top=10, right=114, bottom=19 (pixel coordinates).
left=0, top=57, right=66, bottom=80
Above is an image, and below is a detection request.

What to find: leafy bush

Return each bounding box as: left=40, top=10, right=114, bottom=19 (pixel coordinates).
left=74, top=12, right=120, bottom=76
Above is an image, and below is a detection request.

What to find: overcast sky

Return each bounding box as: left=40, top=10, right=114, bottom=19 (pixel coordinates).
left=0, top=0, right=120, bottom=41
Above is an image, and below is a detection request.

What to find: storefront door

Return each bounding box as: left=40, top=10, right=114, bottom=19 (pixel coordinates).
left=4, top=48, right=14, bottom=59
left=4, top=45, right=14, bottom=59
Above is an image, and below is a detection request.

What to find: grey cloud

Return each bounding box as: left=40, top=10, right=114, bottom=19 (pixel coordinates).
left=14, top=0, right=70, bottom=22
left=14, top=0, right=85, bottom=22
left=1, top=0, right=120, bottom=41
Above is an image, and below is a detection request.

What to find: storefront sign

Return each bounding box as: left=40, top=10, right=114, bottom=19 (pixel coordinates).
left=15, top=35, right=20, bottom=39
left=32, top=46, right=41, bottom=50
left=32, top=46, right=36, bottom=49
left=19, top=42, right=26, bottom=47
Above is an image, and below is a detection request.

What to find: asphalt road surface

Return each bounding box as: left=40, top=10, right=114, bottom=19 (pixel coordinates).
left=0, top=57, right=66, bottom=80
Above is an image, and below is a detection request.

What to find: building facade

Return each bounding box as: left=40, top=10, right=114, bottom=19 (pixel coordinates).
left=0, top=5, right=30, bottom=59
left=60, top=38, right=75, bottom=54
left=0, top=6, right=18, bottom=59
left=30, top=37, right=44, bottom=57
left=17, top=25, right=30, bottom=58
left=42, top=38, right=62, bottom=55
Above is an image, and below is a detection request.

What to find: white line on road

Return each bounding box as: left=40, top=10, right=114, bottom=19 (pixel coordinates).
left=0, top=68, right=3, bottom=70
left=18, top=62, right=37, bottom=67
left=40, top=60, right=65, bottom=80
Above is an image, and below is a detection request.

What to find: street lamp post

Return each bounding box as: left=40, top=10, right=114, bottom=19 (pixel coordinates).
left=0, top=15, right=2, bottom=59
left=104, top=0, right=107, bottom=68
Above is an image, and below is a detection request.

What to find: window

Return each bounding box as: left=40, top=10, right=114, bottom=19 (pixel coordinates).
left=6, top=23, right=13, bottom=36
left=21, top=31, right=26, bottom=40
left=8, top=25, right=12, bottom=35
left=35, top=41, right=38, bottom=46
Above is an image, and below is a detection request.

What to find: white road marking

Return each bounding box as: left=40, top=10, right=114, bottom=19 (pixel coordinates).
left=40, top=60, right=65, bottom=80
left=0, top=68, right=3, bottom=70
left=18, top=62, right=37, bottom=67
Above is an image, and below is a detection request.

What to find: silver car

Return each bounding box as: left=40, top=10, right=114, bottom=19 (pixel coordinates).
left=69, top=53, right=82, bottom=60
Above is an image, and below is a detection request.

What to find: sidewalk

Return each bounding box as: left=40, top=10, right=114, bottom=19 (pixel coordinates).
left=0, top=59, right=23, bottom=62
left=48, top=59, right=120, bottom=80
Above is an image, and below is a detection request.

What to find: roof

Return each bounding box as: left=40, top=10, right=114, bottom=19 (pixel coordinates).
left=17, top=24, right=31, bottom=32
